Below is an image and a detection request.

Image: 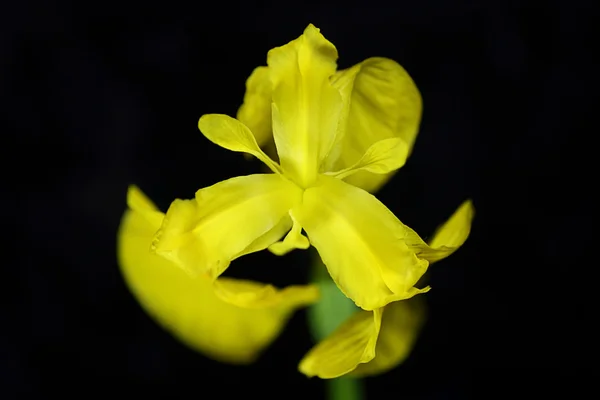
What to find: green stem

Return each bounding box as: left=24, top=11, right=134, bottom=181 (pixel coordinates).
left=306, top=249, right=365, bottom=400
left=327, top=376, right=365, bottom=400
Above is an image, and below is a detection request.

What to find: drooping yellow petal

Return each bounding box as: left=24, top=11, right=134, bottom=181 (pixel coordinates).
left=351, top=297, right=426, bottom=377
left=117, top=187, right=316, bottom=364
left=401, top=199, right=475, bottom=263
left=327, top=57, right=422, bottom=193
left=268, top=23, right=342, bottom=187
left=152, top=174, right=302, bottom=278
left=198, top=114, right=281, bottom=174
left=213, top=278, right=319, bottom=309
left=268, top=211, right=310, bottom=256
left=236, top=66, right=273, bottom=148
left=298, top=308, right=383, bottom=378
left=294, top=175, right=430, bottom=311
left=327, top=138, right=410, bottom=180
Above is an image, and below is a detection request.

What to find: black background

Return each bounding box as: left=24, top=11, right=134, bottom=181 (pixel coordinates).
left=3, top=1, right=598, bottom=399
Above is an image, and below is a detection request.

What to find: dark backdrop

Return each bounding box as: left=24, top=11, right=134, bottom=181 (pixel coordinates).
left=3, top=1, right=597, bottom=399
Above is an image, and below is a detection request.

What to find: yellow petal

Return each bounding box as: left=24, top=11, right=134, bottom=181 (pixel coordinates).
left=235, top=214, right=292, bottom=259
left=152, top=174, right=302, bottom=278
left=328, top=57, right=422, bottom=193
left=351, top=297, right=426, bottom=377
left=213, top=278, right=319, bottom=309
left=268, top=211, right=309, bottom=256
left=294, top=175, right=430, bottom=311
left=236, top=66, right=273, bottom=148
left=429, top=199, right=475, bottom=250
left=328, top=138, right=410, bottom=180
left=117, top=187, right=313, bottom=364
left=126, top=184, right=164, bottom=228
left=298, top=308, right=383, bottom=378
left=402, top=200, right=475, bottom=263
left=198, top=114, right=281, bottom=174
left=268, top=24, right=342, bottom=187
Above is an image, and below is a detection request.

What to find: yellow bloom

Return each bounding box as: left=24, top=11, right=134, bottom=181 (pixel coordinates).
left=118, top=185, right=318, bottom=363
left=117, top=23, right=475, bottom=373
left=237, top=41, right=422, bottom=194
left=153, top=24, right=441, bottom=312
left=299, top=200, right=474, bottom=378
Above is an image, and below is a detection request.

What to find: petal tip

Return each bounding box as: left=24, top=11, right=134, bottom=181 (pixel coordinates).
left=464, top=199, right=476, bottom=218
left=126, top=184, right=158, bottom=212
left=304, top=23, right=320, bottom=34
left=298, top=359, right=316, bottom=378
left=197, top=113, right=214, bottom=131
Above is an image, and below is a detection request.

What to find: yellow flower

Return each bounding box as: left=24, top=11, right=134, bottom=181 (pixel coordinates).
left=152, top=24, right=453, bottom=312
left=118, top=185, right=319, bottom=363
left=117, top=23, right=475, bottom=372
left=299, top=200, right=474, bottom=378
left=237, top=26, right=474, bottom=378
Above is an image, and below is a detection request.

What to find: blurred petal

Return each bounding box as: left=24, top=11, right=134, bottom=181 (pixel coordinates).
left=401, top=200, right=475, bottom=263
left=126, top=185, right=164, bottom=228
left=117, top=187, right=309, bottom=364
left=328, top=57, right=422, bottom=192
left=268, top=24, right=342, bottom=187
left=351, top=297, right=426, bottom=377
left=198, top=114, right=281, bottom=174
left=294, top=175, right=430, bottom=311
left=152, top=174, right=302, bottom=278
left=213, top=278, right=319, bottom=309
left=299, top=308, right=383, bottom=378
left=236, top=66, right=273, bottom=147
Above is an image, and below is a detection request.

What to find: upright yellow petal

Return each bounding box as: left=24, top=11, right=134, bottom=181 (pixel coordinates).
left=351, top=297, right=426, bottom=377
left=198, top=114, right=281, bottom=174
left=268, top=24, right=342, bottom=187
left=118, top=187, right=315, bottom=364
left=152, top=174, right=303, bottom=278
left=294, top=175, right=430, bottom=311
left=236, top=66, right=273, bottom=148
left=327, top=57, right=422, bottom=193
left=401, top=200, right=475, bottom=263
left=299, top=308, right=383, bottom=378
